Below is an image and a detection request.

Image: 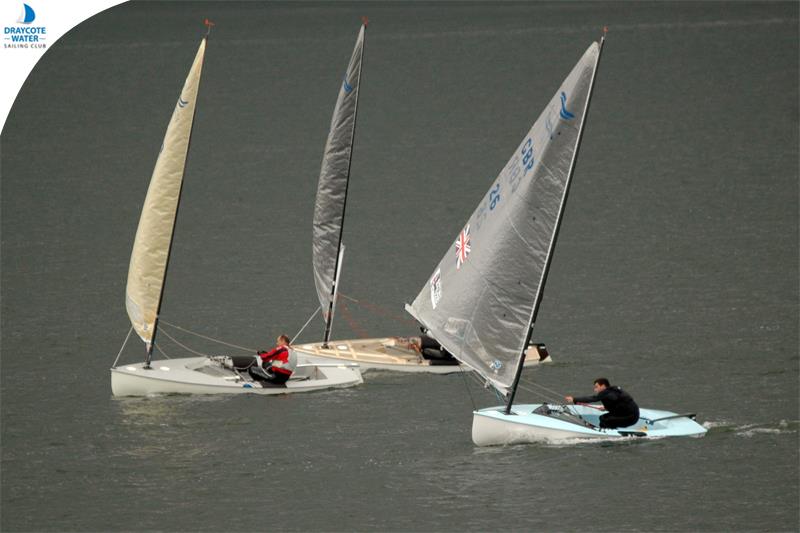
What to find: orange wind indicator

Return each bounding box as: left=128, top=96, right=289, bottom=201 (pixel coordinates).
left=603, top=25, right=609, bottom=35
left=204, top=18, right=216, bottom=35
left=361, top=16, right=369, bottom=27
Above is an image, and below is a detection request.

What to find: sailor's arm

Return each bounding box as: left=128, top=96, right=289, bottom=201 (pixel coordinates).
left=568, top=393, right=601, bottom=404
left=258, top=346, right=284, bottom=362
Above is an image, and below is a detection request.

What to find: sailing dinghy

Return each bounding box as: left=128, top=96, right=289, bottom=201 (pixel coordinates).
left=110, top=28, right=362, bottom=396
left=290, top=23, right=467, bottom=374
left=404, top=34, right=707, bottom=445
left=291, top=22, right=551, bottom=374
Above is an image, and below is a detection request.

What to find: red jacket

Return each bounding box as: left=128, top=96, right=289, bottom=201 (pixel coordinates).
left=258, top=346, right=293, bottom=376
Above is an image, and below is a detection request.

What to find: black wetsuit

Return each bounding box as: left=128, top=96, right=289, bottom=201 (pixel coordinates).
left=419, top=334, right=458, bottom=365
left=574, top=386, right=640, bottom=429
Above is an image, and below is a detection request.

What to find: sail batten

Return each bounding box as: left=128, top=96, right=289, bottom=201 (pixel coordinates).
left=125, top=38, right=206, bottom=346
left=312, top=25, right=365, bottom=342
left=407, top=42, right=601, bottom=395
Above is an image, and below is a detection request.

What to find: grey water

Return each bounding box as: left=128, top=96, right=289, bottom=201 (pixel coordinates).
left=1, top=1, right=798, bottom=531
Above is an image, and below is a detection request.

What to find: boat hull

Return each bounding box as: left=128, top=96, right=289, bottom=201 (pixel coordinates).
left=472, top=404, right=707, bottom=446
left=293, top=337, right=551, bottom=374
left=110, top=355, right=362, bottom=396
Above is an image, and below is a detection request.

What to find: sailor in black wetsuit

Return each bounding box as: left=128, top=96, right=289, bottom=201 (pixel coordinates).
left=417, top=333, right=458, bottom=365
left=565, top=378, right=640, bottom=429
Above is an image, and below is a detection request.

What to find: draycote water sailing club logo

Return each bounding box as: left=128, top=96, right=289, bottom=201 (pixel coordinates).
left=4, top=3, right=47, bottom=49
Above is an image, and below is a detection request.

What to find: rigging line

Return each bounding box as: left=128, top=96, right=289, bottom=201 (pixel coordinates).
left=518, top=376, right=568, bottom=401
left=512, top=381, right=590, bottom=425
left=157, top=327, right=214, bottom=358
left=515, top=380, right=563, bottom=405
left=292, top=307, right=321, bottom=344
left=158, top=320, right=256, bottom=352
left=470, top=370, right=506, bottom=398
left=464, top=370, right=506, bottom=404
left=494, top=387, right=505, bottom=404
left=514, top=381, right=593, bottom=425
left=112, top=326, right=134, bottom=368
left=153, top=342, right=172, bottom=360
left=518, top=376, right=570, bottom=402
left=338, top=297, right=370, bottom=338
left=564, top=403, right=589, bottom=422
left=338, top=292, right=417, bottom=327
left=515, top=376, right=597, bottom=424
left=457, top=364, right=477, bottom=411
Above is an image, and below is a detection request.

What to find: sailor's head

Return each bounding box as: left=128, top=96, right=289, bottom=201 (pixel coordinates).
left=277, top=335, right=291, bottom=346
left=593, top=377, right=610, bottom=392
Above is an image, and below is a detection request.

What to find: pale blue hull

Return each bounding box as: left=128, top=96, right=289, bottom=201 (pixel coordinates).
left=472, top=403, right=707, bottom=446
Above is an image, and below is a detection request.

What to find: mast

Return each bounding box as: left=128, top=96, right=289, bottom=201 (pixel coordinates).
left=145, top=23, right=211, bottom=368
left=322, top=20, right=367, bottom=347
left=504, top=33, right=606, bottom=412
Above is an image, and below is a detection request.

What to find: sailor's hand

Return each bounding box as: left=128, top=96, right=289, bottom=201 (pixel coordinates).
left=565, top=395, right=574, bottom=404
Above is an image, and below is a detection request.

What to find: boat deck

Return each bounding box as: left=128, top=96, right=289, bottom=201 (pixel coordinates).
left=293, top=337, right=552, bottom=373
left=297, top=337, right=432, bottom=366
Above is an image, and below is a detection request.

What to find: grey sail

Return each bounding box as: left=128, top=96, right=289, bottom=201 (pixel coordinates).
left=406, top=42, right=601, bottom=394
left=312, top=24, right=365, bottom=335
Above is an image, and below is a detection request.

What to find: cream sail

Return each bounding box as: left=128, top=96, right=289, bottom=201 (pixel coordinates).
left=125, top=39, right=205, bottom=346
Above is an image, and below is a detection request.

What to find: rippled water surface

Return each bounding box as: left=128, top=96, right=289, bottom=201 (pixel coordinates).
left=2, top=1, right=798, bottom=531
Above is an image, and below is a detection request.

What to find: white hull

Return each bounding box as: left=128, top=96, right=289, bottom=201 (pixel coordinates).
left=293, top=337, right=551, bottom=374
left=111, top=355, right=362, bottom=396
left=472, top=404, right=707, bottom=446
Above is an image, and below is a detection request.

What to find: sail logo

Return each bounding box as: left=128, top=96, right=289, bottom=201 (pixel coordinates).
left=177, top=98, right=189, bottom=108
left=4, top=3, right=46, bottom=49
left=559, top=92, right=574, bottom=120
left=455, top=224, right=471, bottom=270
left=430, top=268, right=442, bottom=309
left=18, top=3, right=35, bottom=23
left=342, top=75, right=354, bottom=94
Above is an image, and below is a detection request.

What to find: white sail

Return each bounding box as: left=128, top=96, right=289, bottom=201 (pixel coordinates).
left=407, top=43, right=601, bottom=394
left=312, top=24, right=365, bottom=331
left=125, top=38, right=206, bottom=344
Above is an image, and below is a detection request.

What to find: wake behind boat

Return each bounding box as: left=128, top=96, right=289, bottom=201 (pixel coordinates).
left=110, top=24, right=362, bottom=396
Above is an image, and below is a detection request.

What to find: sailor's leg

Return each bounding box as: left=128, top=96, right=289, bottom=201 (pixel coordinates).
left=599, top=413, right=639, bottom=429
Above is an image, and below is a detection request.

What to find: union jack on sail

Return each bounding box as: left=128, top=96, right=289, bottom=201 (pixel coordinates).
left=455, top=224, right=471, bottom=269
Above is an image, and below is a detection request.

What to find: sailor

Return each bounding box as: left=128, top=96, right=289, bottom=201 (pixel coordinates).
left=565, top=378, right=640, bottom=429
left=415, top=333, right=458, bottom=365
left=251, top=335, right=296, bottom=386
left=418, top=334, right=451, bottom=359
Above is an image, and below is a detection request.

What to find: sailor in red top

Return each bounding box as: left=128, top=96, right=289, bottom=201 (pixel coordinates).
left=252, top=335, right=296, bottom=386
